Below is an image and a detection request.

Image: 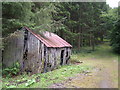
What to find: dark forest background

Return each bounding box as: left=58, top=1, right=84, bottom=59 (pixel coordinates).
left=2, top=2, right=120, bottom=54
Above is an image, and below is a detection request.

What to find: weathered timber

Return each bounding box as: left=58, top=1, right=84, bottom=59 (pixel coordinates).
left=2, top=27, right=72, bottom=74
left=3, top=30, right=24, bottom=68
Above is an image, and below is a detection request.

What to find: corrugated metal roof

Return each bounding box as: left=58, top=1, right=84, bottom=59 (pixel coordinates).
left=24, top=27, right=72, bottom=48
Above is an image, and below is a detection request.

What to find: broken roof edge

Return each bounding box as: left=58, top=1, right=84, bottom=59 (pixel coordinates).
left=23, top=26, right=72, bottom=48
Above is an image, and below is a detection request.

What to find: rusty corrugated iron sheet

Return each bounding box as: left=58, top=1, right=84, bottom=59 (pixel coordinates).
left=24, top=27, right=72, bottom=48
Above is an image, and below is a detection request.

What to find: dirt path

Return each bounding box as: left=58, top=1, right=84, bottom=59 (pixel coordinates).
left=49, top=57, right=118, bottom=88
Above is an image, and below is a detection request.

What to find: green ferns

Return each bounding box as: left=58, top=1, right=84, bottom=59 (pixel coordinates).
left=3, top=62, right=20, bottom=78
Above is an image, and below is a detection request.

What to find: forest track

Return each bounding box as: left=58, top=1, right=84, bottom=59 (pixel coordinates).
left=49, top=57, right=118, bottom=88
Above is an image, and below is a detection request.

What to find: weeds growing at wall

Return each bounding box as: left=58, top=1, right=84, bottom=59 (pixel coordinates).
left=2, top=62, right=20, bottom=78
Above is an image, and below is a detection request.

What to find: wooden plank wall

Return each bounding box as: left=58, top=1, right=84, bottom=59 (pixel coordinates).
left=2, top=31, right=24, bottom=68
left=23, top=31, right=45, bottom=74
left=44, top=47, right=71, bottom=72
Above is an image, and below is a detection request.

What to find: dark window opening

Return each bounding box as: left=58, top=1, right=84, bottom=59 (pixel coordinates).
left=23, top=30, right=28, bottom=59
left=47, top=63, right=51, bottom=67
left=24, top=30, right=28, bottom=42
left=23, top=49, right=28, bottom=60
left=60, top=50, right=64, bottom=65
left=23, top=30, right=28, bottom=49
left=44, top=46, right=46, bottom=57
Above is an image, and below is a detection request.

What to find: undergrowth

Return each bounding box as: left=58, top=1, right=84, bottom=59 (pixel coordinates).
left=2, top=64, right=91, bottom=88
left=2, top=62, right=20, bottom=78
left=72, top=43, right=118, bottom=60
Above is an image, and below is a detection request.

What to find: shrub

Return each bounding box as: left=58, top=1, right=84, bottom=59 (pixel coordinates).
left=3, top=62, right=20, bottom=78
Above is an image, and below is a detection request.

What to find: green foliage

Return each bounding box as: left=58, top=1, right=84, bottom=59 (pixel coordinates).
left=111, top=19, right=120, bottom=54
left=25, top=79, right=36, bottom=87
left=3, top=62, right=20, bottom=78
left=2, top=2, right=33, bottom=37
left=2, top=64, right=91, bottom=88
left=100, top=8, right=118, bottom=38
left=2, top=2, right=58, bottom=37
left=31, top=3, right=58, bottom=32
left=2, top=2, right=119, bottom=50
left=100, top=7, right=119, bottom=53
left=53, top=2, right=111, bottom=48
left=71, top=43, right=118, bottom=67
left=3, top=2, right=118, bottom=49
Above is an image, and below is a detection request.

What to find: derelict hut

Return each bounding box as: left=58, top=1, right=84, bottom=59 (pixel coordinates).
left=2, top=26, right=72, bottom=74
left=21, top=27, right=72, bottom=73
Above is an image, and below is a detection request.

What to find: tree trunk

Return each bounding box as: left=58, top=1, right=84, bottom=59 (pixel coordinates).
left=78, top=34, right=80, bottom=49
left=100, top=35, right=104, bottom=43
left=89, top=32, right=92, bottom=47
left=91, top=34, right=95, bottom=51
left=80, top=25, right=83, bottom=47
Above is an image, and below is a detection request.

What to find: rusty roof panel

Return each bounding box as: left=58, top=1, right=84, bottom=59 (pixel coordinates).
left=25, top=27, right=72, bottom=48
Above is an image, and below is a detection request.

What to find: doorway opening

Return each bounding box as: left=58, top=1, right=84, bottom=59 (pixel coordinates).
left=60, top=50, right=64, bottom=65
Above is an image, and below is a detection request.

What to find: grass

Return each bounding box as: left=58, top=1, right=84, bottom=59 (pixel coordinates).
left=71, top=43, right=118, bottom=88
left=72, top=42, right=118, bottom=61
left=2, top=64, right=91, bottom=88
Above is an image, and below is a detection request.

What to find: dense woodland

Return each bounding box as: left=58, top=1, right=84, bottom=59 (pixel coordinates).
left=2, top=2, right=120, bottom=53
